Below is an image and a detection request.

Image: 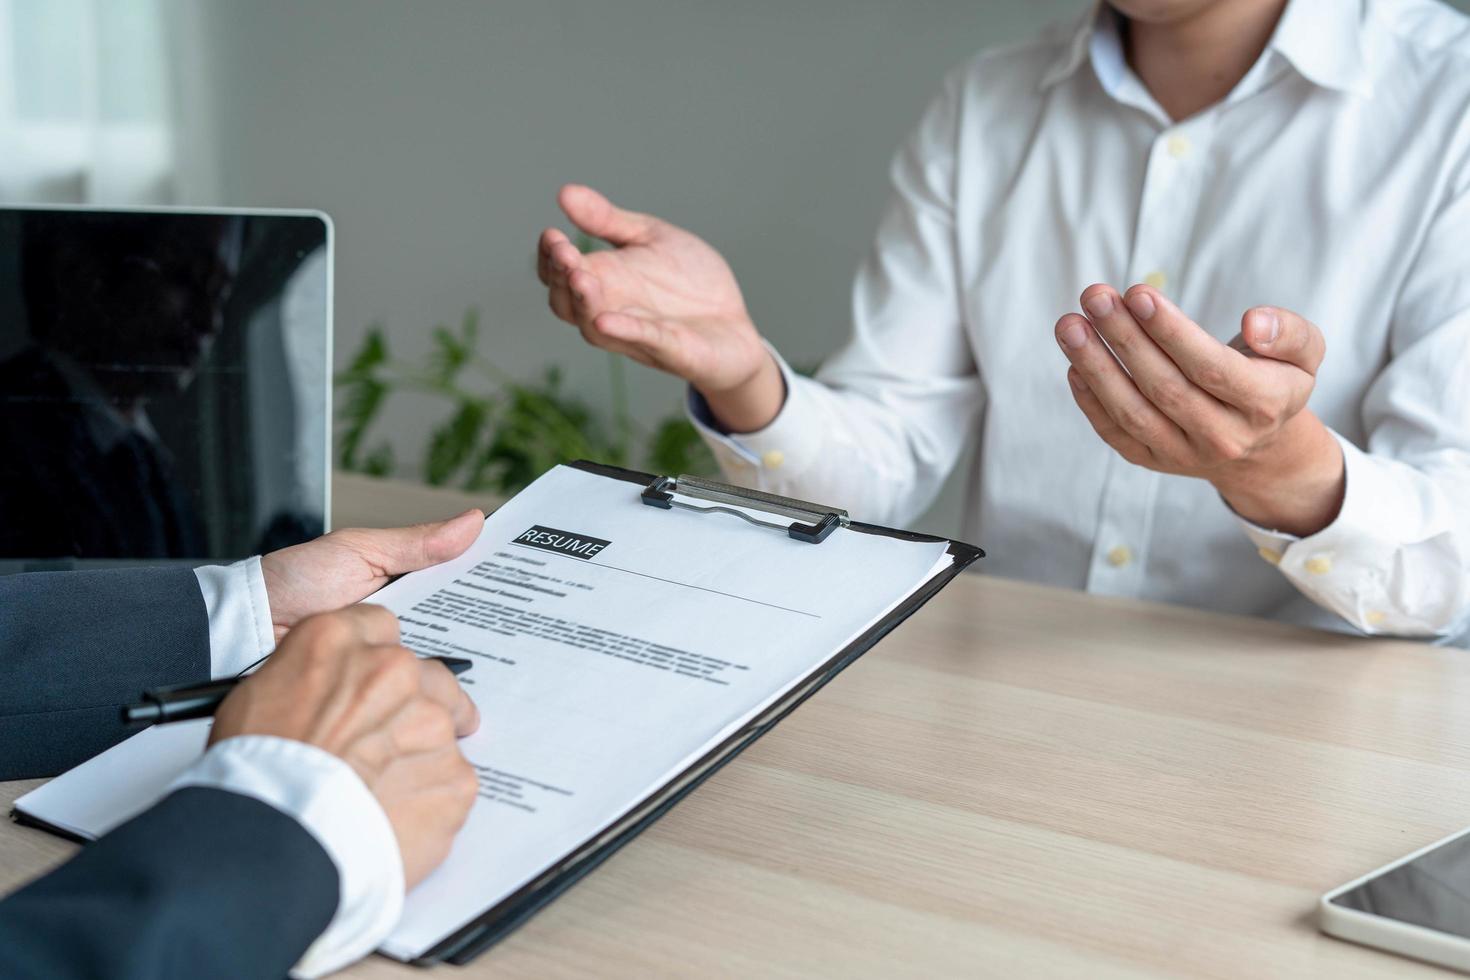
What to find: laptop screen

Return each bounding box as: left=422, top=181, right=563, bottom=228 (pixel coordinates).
left=0, top=207, right=331, bottom=571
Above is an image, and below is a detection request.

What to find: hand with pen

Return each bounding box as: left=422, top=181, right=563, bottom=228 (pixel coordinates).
left=211, top=604, right=481, bottom=887
left=0, top=511, right=493, bottom=977
left=223, top=510, right=488, bottom=887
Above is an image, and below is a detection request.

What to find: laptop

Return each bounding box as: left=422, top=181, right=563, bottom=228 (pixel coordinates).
left=0, top=206, right=332, bottom=572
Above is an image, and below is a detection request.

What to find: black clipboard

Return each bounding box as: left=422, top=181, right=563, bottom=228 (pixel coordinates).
left=414, top=460, right=983, bottom=965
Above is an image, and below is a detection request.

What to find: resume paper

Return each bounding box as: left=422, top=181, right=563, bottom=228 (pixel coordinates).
left=16, top=464, right=955, bottom=960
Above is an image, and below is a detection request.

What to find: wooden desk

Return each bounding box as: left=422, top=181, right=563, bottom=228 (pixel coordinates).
left=5, top=476, right=1467, bottom=977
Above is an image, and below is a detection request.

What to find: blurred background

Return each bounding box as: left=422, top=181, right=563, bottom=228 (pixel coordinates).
left=6, top=0, right=1464, bottom=535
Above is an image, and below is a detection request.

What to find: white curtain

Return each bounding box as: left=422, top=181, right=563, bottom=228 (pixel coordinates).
left=0, top=0, right=175, bottom=204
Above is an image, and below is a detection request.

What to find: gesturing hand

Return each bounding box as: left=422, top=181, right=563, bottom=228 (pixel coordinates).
left=211, top=605, right=480, bottom=887
left=1055, top=284, right=1345, bottom=537
left=537, top=184, right=785, bottom=432
left=259, top=510, right=484, bottom=642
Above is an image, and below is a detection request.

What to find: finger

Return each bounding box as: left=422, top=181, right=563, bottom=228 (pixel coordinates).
left=571, top=314, right=656, bottom=366
left=1123, top=285, right=1265, bottom=408
left=547, top=239, right=582, bottom=288
left=591, top=311, right=677, bottom=363
left=536, top=228, right=569, bottom=285
left=1080, top=285, right=1232, bottom=430
left=1225, top=332, right=1261, bottom=358
left=551, top=290, right=658, bottom=364
left=353, top=643, right=431, bottom=722
left=569, top=269, right=623, bottom=338
left=327, top=603, right=402, bottom=648
left=558, top=183, right=657, bottom=246
left=568, top=268, right=608, bottom=326
left=383, top=697, right=460, bottom=755
left=1241, top=306, right=1326, bottom=375
left=1067, top=369, right=1156, bottom=467
left=376, top=746, right=478, bottom=889
left=418, top=659, right=480, bottom=737
left=1055, top=313, right=1187, bottom=452
left=376, top=742, right=476, bottom=811
left=588, top=314, right=673, bottom=371
left=585, top=326, right=661, bottom=369
left=354, top=510, right=485, bottom=579
left=569, top=277, right=653, bottom=363
left=548, top=282, right=576, bottom=324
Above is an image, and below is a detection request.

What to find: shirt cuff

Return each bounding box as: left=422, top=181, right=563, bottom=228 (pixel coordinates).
left=1234, top=430, right=1456, bottom=636
left=169, top=735, right=404, bottom=979
left=684, top=344, right=826, bottom=486
left=194, top=557, right=277, bottom=678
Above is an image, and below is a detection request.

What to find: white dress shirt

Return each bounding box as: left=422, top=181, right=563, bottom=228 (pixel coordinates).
left=191, top=560, right=402, bottom=978
left=691, top=0, right=1470, bottom=645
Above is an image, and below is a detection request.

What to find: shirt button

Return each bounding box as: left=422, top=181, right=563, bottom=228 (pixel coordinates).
left=1304, top=556, right=1333, bottom=575
left=1144, top=270, right=1168, bottom=290
left=761, top=450, right=785, bottom=470
left=1106, top=545, right=1133, bottom=568
left=1257, top=546, right=1282, bottom=566
left=1167, top=133, right=1191, bottom=158
left=1366, top=610, right=1387, bottom=627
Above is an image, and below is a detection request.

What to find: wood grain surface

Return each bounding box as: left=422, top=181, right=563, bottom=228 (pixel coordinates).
left=4, top=477, right=1463, bottom=977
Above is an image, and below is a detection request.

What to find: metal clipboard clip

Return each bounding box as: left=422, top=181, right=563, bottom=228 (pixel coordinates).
left=640, top=474, right=850, bottom=544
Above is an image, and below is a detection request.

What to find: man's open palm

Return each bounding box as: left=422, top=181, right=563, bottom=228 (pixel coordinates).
left=537, top=184, right=768, bottom=394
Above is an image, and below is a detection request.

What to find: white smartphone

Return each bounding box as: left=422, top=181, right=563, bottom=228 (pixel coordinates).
left=1321, top=824, right=1470, bottom=972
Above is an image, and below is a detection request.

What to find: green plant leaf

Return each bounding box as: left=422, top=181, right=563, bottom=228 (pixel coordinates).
left=334, top=305, right=708, bottom=495
left=428, top=324, right=471, bottom=385
left=465, top=371, right=622, bottom=492
left=336, top=376, right=387, bottom=470
left=646, top=416, right=717, bottom=477
left=425, top=400, right=489, bottom=486
left=362, top=442, right=395, bottom=477
left=345, top=325, right=388, bottom=376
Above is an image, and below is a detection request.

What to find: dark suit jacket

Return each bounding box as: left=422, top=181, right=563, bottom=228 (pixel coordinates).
left=0, top=567, right=340, bottom=978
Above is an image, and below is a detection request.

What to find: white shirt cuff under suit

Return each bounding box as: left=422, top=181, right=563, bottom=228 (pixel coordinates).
left=187, top=559, right=404, bottom=977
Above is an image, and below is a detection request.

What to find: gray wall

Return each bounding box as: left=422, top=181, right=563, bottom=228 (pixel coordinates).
left=179, top=0, right=1470, bottom=535
left=180, top=0, right=1084, bottom=533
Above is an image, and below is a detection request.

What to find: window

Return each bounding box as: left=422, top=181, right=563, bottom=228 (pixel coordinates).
left=0, top=0, right=173, bottom=203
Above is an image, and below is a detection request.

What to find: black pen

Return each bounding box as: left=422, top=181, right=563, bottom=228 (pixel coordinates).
left=121, top=656, right=475, bottom=726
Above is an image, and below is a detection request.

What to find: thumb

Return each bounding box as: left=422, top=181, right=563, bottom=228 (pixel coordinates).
left=1241, top=306, right=1326, bottom=375
left=558, top=183, right=657, bottom=246
left=365, top=508, right=484, bottom=577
